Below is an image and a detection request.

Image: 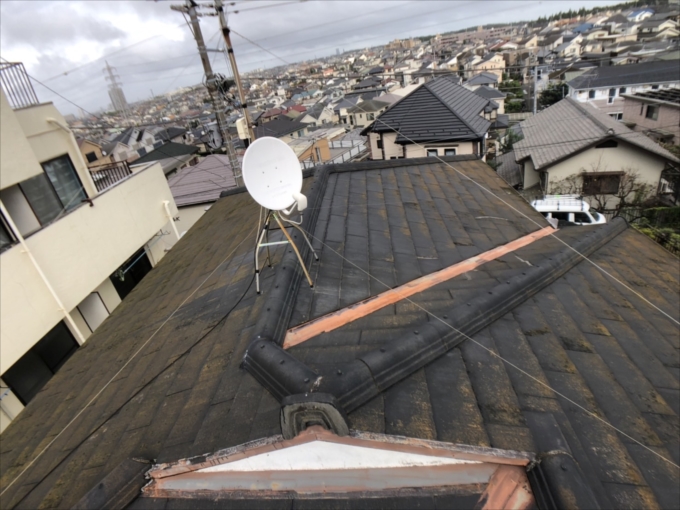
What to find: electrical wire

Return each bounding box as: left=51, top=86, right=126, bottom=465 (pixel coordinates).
left=0, top=223, right=258, bottom=498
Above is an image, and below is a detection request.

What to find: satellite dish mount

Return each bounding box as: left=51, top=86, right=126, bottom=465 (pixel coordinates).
left=242, top=137, right=319, bottom=294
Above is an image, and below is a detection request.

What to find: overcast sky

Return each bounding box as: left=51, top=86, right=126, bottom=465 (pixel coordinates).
left=0, top=0, right=623, bottom=115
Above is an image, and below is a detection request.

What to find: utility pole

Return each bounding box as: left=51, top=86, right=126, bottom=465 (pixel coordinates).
left=532, top=59, right=538, bottom=115
left=171, top=0, right=241, bottom=177
left=214, top=0, right=255, bottom=144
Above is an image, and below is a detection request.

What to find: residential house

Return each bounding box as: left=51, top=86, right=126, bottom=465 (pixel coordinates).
left=76, top=138, right=106, bottom=167
left=2, top=153, right=678, bottom=510
left=363, top=76, right=495, bottom=160
left=167, top=154, right=238, bottom=236
left=622, top=88, right=680, bottom=144
left=254, top=116, right=309, bottom=142
left=567, top=60, right=680, bottom=116
left=333, top=97, right=361, bottom=125
left=298, top=103, right=334, bottom=127
left=0, top=73, right=180, bottom=430
left=346, top=99, right=390, bottom=128
left=260, top=108, right=284, bottom=124
left=511, top=97, right=678, bottom=206
left=473, top=85, right=507, bottom=114
left=152, top=126, right=188, bottom=144
left=130, top=142, right=200, bottom=179
left=626, top=7, right=655, bottom=22
left=637, top=19, right=679, bottom=40
left=468, top=52, right=505, bottom=80
left=463, top=72, right=499, bottom=91
left=516, top=33, right=538, bottom=48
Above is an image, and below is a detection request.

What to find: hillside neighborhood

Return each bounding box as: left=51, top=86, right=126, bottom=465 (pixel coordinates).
left=1, top=1, right=679, bottom=509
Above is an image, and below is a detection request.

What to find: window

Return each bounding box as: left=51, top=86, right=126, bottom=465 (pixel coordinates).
left=574, top=212, right=592, bottom=223
left=42, top=155, right=87, bottom=212
left=367, top=113, right=375, bottom=120
left=444, top=149, right=456, bottom=156
left=646, top=105, right=659, bottom=120
left=85, top=151, right=98, bottom=163
left=619, top=87, right=626, bottom=95
left=582, top=173, right=621, bottom=195
left=608, top=113, right=623, bottom=121
left=551, top=212, right=570, bottom=221
left=588, top=90, right=596, bottom=99
left=427, top=149, right=438, bottom=157
left=0, top=212, right=16, bottom=253
left=376, top=138, right=383, bottom=149
left=652, top=85, right=659, bottom=90
left=2, top=321, right=79, bottom=405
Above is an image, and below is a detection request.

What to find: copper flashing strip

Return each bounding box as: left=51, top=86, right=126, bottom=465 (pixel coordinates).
left=283, top=226, right=555, bottom=349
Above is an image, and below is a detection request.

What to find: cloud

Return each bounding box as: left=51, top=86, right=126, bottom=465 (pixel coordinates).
left=1, top=0, right=625, bottom=115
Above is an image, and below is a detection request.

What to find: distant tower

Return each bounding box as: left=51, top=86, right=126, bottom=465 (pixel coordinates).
left=103, top=61, right=128, bottom=116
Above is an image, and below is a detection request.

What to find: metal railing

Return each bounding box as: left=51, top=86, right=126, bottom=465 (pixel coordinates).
left=89, top=161, right=132, bottom=192
left=0, top=62, right=39, bottom=109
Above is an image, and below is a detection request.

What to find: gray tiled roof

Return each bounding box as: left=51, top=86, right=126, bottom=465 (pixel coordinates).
left=495, top=150, right=522, bottom=186
left=167, top=154, right=239, bottom=207
left=567, top=60, right=680, bottom=89
left=514, top=97, right=678, bottom=170
left=474, top=85, right=507, bottom=100
left=466, top=72, right=499, bottom=85
left=370, top=76, right=491, bottom=143
left=2, top=156, right=679, bottom=509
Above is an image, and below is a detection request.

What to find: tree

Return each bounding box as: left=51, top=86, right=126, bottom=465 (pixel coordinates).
left=538, top=82, right=568, bottom=109
left=505, top=100, right=524, bottom=113
left=499, top=129, right=523, bottom=154
left=549, top=166, right=655, bottom=215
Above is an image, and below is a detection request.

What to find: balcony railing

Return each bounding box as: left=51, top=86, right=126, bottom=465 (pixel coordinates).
left=0, top=62, right=39, bottom=109
left=89, top=161, right=132, bottom=192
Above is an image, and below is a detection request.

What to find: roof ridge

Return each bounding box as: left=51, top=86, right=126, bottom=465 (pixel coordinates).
left=425, top=80, right=487, bottom=136
left=564, top=96, right=610, bottom=135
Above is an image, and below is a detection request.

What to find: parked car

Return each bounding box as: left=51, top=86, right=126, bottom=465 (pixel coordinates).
left=531, top=195, right=607, bottom=225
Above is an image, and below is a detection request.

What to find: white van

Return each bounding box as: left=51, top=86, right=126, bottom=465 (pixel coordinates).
left=531, top=196, right=607, bottom=225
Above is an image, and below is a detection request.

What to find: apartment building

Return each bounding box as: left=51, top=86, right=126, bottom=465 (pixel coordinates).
left=0, top=63, right=180, bottom=431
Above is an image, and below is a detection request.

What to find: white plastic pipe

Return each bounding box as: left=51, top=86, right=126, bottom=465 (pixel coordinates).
left=163, top=201, right=181, bottom=241
left=0, top=200, right=86, bottom=344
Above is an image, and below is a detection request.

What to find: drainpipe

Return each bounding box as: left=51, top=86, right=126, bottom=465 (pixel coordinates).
left=163, top=201, right=181, bottom=241
left=0, top=200, right=86, bottom=344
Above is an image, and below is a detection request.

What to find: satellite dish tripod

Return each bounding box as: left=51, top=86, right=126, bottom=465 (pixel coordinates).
left=254, top=192, right=318, bottom=294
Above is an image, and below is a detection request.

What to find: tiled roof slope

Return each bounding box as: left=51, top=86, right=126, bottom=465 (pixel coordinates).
left=474, top=85, right=507, bottom=99
left=567, top=60, right=680, bottom=89
left=1, top=157, right=678, bottom=509
left=514, top=97, right=678, bottom=170
left=370, top=76, right=491, bottom=143
left=167, top=154, right=239, bottom=207
left=132, top=142, right=198, bottom=165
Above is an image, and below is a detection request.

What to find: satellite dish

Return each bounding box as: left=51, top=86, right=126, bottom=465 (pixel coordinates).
left=242, top=137, right=302, bottom=211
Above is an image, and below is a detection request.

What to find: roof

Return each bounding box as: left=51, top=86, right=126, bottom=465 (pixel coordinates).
left=254, top=116, right=306, bottom=138
left=367, top=76, right=492, bottom=143
left=131, top=142, right=199, bottom=166
left=346, top=99, right=390, bottom=113
left=473, top=85, right=507, bottom=100
left=466, top=72, right=499, bottom=85
left=494, top=150, right=522, bottom=186
left=624, top=88, right=680, bottom=106
left=167, top=154, right=239, bottom=207
left=154, top=126, right=187, bottom=142
left=567, top=60, right=680, bottom=90
left=2, top=156, right=678, bottom=509
left=514, top=97, right=678, bottom=170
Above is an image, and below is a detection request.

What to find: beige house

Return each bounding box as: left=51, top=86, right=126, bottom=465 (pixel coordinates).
left=76, top=138, right=107, bottom=167
left=513, top=97, right=678, bottom=208
left=0, top=68, right=180, bottom=431
left=469, top=53, right=505, bottom=80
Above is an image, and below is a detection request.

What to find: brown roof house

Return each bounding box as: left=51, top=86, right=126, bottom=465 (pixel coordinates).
left=1, top=154, right=678, bottom=509
left=511, top=97, right=678, bottom=209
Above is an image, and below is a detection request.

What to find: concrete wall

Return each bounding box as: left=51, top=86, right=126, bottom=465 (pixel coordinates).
left=0, top=92, right=44, bottom=188
left=523, top=159, right=540, bottom=188
left=0, top=162, right=177, bottom=373
left=13, top=102, right=99, bottom=198
left=623, top=99, right=680, bottom=143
